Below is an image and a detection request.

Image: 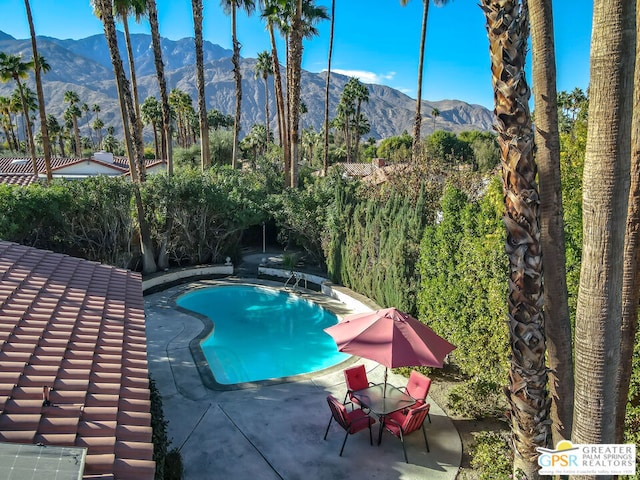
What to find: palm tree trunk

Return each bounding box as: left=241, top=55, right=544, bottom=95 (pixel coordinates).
left=528, top=0, right=573, bottom=446
left=152, top=120, right=159, bottom=160
left=122, top=16, right=145, bottom=177
left=122, top=18, right=140, bottom=121
left=25, top=0, right=52, bottom=182
left=263, top=74, right=270, bottom=141
left=614, top=0, right=640, bottom=445
left=193, top=0, right=210, bottom=171
left=323, top=0, right=335, bottom=176
left=572, top=0, right=634, bottom=464
left=231, top=6, right=242, bottom=169
left=72, top=116, right=81, bottom=157
left=97, top=0, right=157, bottom=274
left=268, top=22, right=290, bottom=186
left=288, top=0, right=304, bottom=190
left=147, top=0, right=173, bottom=175
left=482, top=1, right=550, bottom=477
left=412, top=0, right=429, bottom=162
left=16, top=81, right=38, bottom=173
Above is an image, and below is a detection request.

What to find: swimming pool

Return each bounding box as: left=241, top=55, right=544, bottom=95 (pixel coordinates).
left=176, top=285, right=350, bottom=384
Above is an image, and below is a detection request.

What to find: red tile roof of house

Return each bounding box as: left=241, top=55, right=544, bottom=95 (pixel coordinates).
left=0, top=174, right=40, bottom=187
left=0, top=241, right=155, bottom=479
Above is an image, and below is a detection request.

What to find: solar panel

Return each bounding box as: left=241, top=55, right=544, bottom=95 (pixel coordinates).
left=0, top=443, right=86, bottom=480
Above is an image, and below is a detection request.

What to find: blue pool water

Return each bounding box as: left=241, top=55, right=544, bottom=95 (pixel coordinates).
left=176, top=285, right=349, bottom=384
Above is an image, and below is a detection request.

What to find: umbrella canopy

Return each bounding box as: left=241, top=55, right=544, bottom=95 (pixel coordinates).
left=324, top=307, right=456, bottom=369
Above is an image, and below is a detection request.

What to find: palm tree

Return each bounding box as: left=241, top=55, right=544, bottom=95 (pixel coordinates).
left=113, top=0, right=145, bottom=133
left=350, top=79, right=369, bottom=162
left=322, top=0, right=335, bottom=176
left=141, top=96, right=162, bottom=160
left=615, top=0, right=640, bottom=445
left=255, top=50, right=273, bottom=142
left=261, top=0, right=290, bottom=184
left=92, top=118, right=105, bottom=150
left=0, top=96, right=16, bottom=151
left=192, top=0, right=211, bottom=170
left=431, top=107, right=439, bottom=131
left=24, top=0, right=53, bottom=181
left=145, top=0, right=173, bottom=173
left=221, top=0, right=256, bottom=169
left=401, top=0, right=448, bottom=161
left=91, top=104, right=102, bottom=148
left=481, top=1, right=549, bottom=476
left=572, top=0, right=635, bottom=455
left=286, top=0, right=328, bottom=187
left=63, top=90, right=83, bottom=157
left=92, top=0, right=157, bottom=274
left=0, top=52, right=38, bottom=173
left=46, top=114, right=64, bottom=156
left=528, top=0, right=573, bottom=446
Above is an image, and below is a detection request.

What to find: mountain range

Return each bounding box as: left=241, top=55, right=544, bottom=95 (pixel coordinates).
left=0, top=30, right=494, bottom=143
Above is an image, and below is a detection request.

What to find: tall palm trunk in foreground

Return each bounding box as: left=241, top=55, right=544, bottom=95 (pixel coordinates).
left=146, top=0, right=173, bottom=174
left=615, top=0, right=640, bottom=445
left=24, top=0, right=52, bottom=182
left=572, top=0, right=634, bottom=457
left=192, top=0, right=210, bottom=170
left=95, top=0, right=157, bottom=274
left=322, top=0, right=335, bottom=176
left=288, top=0, right=303, bottom=187
left=481, top=1, right=550, bottom=477
left=527, top=0, right=573, bottom=446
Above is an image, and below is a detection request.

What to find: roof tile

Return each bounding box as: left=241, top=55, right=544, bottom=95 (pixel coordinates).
left=0, top=241, right=154, bottom=479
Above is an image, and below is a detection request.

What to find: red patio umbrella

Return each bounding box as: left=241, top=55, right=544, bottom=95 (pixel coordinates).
left=324, top=307, right=456, bottom=395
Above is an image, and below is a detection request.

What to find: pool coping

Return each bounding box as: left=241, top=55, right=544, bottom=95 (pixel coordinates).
left=144, top=273, right=377, bottom=391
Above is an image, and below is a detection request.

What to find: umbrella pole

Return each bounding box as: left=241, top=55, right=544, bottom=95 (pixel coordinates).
left=383, top=367, right=388, bottom=397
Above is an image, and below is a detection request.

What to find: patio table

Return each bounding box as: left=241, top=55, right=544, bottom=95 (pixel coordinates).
left=351, top=383, right=416, bottom=445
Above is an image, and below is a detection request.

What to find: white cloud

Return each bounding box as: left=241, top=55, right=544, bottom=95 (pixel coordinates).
left=327, top=69, right=396, bottom=85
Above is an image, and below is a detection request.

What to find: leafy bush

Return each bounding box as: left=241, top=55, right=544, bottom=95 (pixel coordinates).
left=0, top=181, right=73, bottom=251
left=418, top=178, right=508, bottom=388
left=208, top=129, right=234, bottom=166
left=448, top=378, right=506, bottom=419
left=142, top=167, right=268, bottom=265
left=323, top=173, right=435, bottom=313
left=149, top=377, right=170, bottom=480
left=468, top=431, right=513, bottom=480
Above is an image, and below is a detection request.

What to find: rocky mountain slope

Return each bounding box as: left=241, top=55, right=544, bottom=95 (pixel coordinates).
left=0, top=30, right=494, bottom=142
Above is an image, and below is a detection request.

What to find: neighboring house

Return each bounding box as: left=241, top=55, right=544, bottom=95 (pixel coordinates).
left=0, top=153, right=168, bottom=185
left=0, top=241, right=155, bottom=479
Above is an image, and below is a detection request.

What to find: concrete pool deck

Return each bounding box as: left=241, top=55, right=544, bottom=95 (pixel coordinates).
left=144, top=275, right=462, bottom=480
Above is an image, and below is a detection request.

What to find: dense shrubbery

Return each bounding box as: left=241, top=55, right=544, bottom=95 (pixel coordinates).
left=0, top=167, right=273, bottom=269
left=418, top=179, right=508, bottom=396
left=323, top=173, right=436, bottom=313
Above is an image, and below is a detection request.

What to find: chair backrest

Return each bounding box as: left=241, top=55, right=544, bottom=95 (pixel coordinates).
left=344, top=365, right=369, bottom=392
left=405, top=371, right=432, bottom=403
left=401, top=403, right=430, bottom=434
left=327, top=394, right=350, bottom=430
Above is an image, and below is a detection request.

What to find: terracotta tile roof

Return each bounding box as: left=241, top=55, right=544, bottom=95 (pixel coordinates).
left=0, top=174, right=40, bottom=186
left=338, top=162, right=377, bottom=177
left=0, top=241, right=155, bottom=479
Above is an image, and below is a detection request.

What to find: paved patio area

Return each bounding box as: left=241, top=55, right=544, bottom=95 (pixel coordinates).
left=144, top=277, right=462, bottom=480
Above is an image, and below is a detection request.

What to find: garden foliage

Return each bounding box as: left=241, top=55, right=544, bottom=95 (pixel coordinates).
left=417, top=179, right=509, bottom=389
left=323, top=176, right=433, bottom=313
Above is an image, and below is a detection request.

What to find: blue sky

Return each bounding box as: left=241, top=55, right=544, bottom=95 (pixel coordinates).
left=0, top=0, right=592, bottom=109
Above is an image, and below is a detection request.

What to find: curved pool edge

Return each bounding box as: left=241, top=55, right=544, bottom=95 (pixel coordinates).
left=144, top=272, right=379, bottom=391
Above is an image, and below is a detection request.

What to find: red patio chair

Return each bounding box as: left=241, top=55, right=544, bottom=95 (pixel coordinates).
left=382, top=402, right=431, bottom=463
left=324, top=394, right=376, bottom=456
left=403, top=370, right=432, bottom=422
left=343, top=364, right=373, bottom=407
